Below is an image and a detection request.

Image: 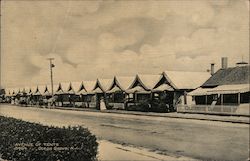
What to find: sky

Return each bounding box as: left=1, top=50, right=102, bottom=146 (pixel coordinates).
left=1, top=0, right=249, bottom=88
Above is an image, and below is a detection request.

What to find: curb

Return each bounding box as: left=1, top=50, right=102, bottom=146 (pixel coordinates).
left=53, top=107, right=250, bottom=125
left=2, top=104, right=249, bottom=124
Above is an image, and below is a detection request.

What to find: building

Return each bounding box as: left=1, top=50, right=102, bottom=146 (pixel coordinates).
left=78, top=80, right=97, bottom=108
left=187, top=62, right=249, bottom=115
left=106, top=76, right=135, bottom=109
left=125, top=74, right=161, bottom=111
left=153, top=70, right=210, bottom=112
left=55, top=82, right=71, bottom=107
left=67, top=81, right=83, bottom=107
left=91, top=78, right=113, bottom=110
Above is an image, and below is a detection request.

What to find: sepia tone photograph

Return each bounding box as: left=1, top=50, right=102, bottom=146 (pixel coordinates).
left=0, top=0, right=249, bottom=161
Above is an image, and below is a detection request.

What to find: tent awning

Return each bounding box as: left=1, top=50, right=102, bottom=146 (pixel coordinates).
left=33, top=92, right=42, bottom=96
left=106, top=86, right=123, bottom=93
left=90, top=87, right=104, bottom=94
left=126, top=86, right=151, bottom=94
left=152, top=84, right=174, bottom=92
left=77, top=89, right=88, bottom=95
left=188, top=84, right=249, bottom=96
left=188, top=88, right=210, bottom=96
left=42, top=91, right=51, bottom=96
left=55, top=90, right=65, bottom=95
left=208, top=84, right=249, bottom=94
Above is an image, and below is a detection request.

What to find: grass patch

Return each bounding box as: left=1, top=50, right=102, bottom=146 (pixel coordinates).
left=0, top=116, right=98, bottom=161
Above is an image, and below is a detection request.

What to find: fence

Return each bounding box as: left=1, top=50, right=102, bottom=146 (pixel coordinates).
left=177, top=104, right=249, bottom=116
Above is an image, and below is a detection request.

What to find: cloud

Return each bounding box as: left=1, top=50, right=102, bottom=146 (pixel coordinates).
left=1, top=0, right=249, bottom=88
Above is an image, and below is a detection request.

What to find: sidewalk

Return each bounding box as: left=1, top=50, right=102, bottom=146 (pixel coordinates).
left=98, top=140, right=198, bottom=161
left=53, top=106, right=250, bottom=124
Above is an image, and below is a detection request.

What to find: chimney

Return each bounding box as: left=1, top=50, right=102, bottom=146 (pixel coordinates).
left=210, top=63, right=215, bottom=75
left=221, top=57, right=228, bottom=69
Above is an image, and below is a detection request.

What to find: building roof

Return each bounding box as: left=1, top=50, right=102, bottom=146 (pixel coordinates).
left=163, top=70, right=211, bottom=89
left=202, top=65, right=250, bottom=87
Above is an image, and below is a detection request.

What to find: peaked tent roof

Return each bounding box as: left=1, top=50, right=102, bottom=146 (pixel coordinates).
left=24, top=87, right=31, bottom=93
left=77, top=80, right=96, bottom=95
left=30, top=86, right=38, bottom=95
left=90, top=78, right=113, bottom=94
left=5, top=88, right=12, bottom=96
left=114, top=76, right=135, bottom=91
left=107, top=76, right=135, bottom=92
left=128, top=74, right=161, bottom=90
left=163, top=70, right=211, bottom=89
left=33, top=86, right=41, bottom=96
left=38, top=85, right=46, bottom=94
left=32, top=85, right=46, bottom=95
left=98, top=78, right=113, bottom=92
left=13, top=88, right=21, bottom=95
left=55, top=82, right=70, bottom=94
left=137, top=74, right=161, bottom=90
left=202, top=65, right=250, bottom=87
left=82, top=80, right=96, bottom=92
left=91, top=79, right=104, bottom=94
left=66, top=81, right=83, bottom=94
left=43, top=85, right=52, bottom=96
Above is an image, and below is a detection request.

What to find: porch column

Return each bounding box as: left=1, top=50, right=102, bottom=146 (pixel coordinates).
left=205, top=95, right=208, bottom=112
left=238, top=92, right=240, bottom=105
left=134, top=93, right=137, bottom=102
left=173, top=92, right=177, bottom=109
left=150, top=92, right=153, bottom=100
left=221, top=94, right=223, bottom=112
left=184, top=91, right=187, bottom=105
left=221, top=94, right=223, bottom=105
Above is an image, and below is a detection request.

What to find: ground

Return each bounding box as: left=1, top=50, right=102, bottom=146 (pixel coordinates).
left=0, top=104, right=249, bottom=161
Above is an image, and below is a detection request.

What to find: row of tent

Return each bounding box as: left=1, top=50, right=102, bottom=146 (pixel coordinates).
left=4, top=70, right=211, bottom=97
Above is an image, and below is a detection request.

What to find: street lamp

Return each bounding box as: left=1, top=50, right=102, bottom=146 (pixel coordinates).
left=47, top=58, right=55, bottom=97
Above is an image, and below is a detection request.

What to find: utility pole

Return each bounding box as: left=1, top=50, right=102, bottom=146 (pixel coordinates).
left=47, top=58, right=55, bottom=97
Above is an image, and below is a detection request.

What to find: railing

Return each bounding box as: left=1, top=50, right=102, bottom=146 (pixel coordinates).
left=177, top=104, right=249, bottom=115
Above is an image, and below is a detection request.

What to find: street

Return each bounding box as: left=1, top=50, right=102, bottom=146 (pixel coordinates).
left=0, top=104, right=249, bottom=161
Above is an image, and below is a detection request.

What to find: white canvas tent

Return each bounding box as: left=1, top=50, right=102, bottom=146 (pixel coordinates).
left=163, top=70, right=210, bottom=90
left=55, top=82, right=71, bottom=95
left=106, top=76, right=135, bottom=93
left=78, top=81, right=96, bottom=95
